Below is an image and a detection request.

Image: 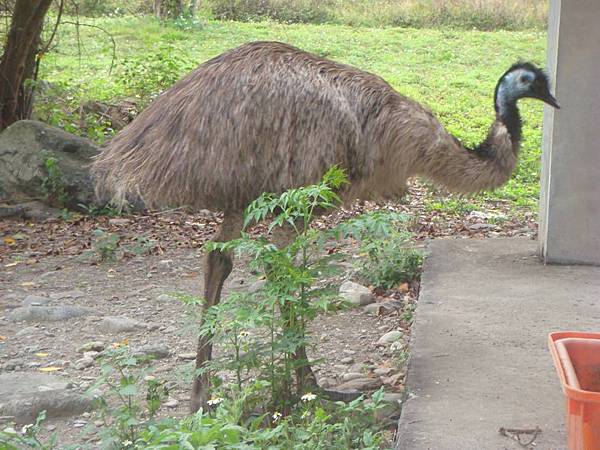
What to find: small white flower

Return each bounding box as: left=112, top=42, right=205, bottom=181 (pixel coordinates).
left=272, top=411, right=282, bottom=421
left=301, top=392, right=317, bottom=402
left=21, top=424, right=33, bottom=434
left=207, top=397, right=223, bottom=406
left=122, top=440, right=133, bottom=446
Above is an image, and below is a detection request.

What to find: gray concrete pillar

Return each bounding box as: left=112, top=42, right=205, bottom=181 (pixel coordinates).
left=539, top=0, right=600, bottom=265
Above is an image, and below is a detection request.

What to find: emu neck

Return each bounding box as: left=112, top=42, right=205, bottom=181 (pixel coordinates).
left=494, top=83, right=522, bottom=146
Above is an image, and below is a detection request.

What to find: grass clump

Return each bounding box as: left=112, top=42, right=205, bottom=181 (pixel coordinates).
left=204, top=0, right=548, bottom=30
left=337, top=211, right=423, bottom=289
left=211, top=0, right=335, bottom=24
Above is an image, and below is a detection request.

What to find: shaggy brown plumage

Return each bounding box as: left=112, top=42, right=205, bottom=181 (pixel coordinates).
left=93, top=42, right=536, bottom=211
left=91, top=42, right=559, bottom=412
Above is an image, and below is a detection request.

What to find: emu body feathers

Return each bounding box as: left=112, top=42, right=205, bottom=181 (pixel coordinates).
left=93, top=41, right=522, bottom=211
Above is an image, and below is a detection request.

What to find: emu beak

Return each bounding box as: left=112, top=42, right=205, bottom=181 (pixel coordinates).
left=543, top=92, right=560, bottom=109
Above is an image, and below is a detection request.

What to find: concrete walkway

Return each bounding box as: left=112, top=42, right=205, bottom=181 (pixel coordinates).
left=396, top=238, right=600, bottom=450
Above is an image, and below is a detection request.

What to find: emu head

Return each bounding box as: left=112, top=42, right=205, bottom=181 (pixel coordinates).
left=495, top=62, right=560, bottom=111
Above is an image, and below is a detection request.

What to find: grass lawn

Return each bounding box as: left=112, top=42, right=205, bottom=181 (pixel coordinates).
left=40, top=16, right=547, bottom=210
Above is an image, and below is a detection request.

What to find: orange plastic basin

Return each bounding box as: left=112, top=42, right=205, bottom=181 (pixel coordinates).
left=549, top=332, right=600, bottom=450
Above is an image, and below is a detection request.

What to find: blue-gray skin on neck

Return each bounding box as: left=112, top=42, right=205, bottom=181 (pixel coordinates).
left=495, top=69, right=534, bottom=118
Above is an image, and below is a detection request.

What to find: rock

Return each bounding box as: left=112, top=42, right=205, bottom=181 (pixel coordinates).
left=108, top=218, right=131, bottom=226
left=0, top=120, right=99, bottom=208
left=98, top=316, right=149, bottom=333
left=15, top=325, right=39, bottom=337
left=318, top=377, right=336, bottom=388
left=374, top=367, right=394, bottom=377
left=339, top=281, right=374, bottom=306
left=73, top=419, right=87, bottom=428
left=50, top=290, right=85, bottom=300
left=246, top=279, right=267, bottom=294
left=390, top=341, right=406, bottom=353
left=364, top=303, right=382, bottom=315
left=163, top=398, right=179, bottom=408
left=83, top=351, right=99, bottom=359
left=157, top=293, right=178, bottom=302
left=131, top=344, right=170, bottom=359
left=341, top=356, right=355, bottom=364
left=374, top=393, right=404, bottom=422
left=335, top=377, right=382, bottom=392
left=341, top=372, right=365, bottom=382
left=377, top=330, right=404, bottom=345
left=9, top=306, right=93, bottom=322
left=177, top=352, right=196, bottom=361
left=74, top=356, right=94, bottom=370
left=468, top=223, right=495, bottom=231
left=0, top=372, right=93, bottom=424
left=22, top=295, right=50, bottom=307
left=383, top=392, right=404, bottom=402
left=157, top=259, right=173, bottom=270
left=78, top=341, right=105, bottom=353
left=468, top=210, right=506, bottom=221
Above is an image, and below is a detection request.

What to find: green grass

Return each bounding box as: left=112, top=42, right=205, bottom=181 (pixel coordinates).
left=203, top=0, right=547, bottom=30
left=39, top=16, right=547, bottom=209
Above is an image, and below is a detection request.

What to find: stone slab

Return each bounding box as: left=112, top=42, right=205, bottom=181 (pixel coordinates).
left=0, top=372, right=93, bottom=424
left=396, top=238, right=600, bottom=449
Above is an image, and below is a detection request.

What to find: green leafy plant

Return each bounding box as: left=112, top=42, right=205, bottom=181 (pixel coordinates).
left=0, top=411, right=56, bottom=449
left=87, top=345, right=170, bottom=448
left=211, top=0, right=335, bottom=24
left=92, top=228, right=121, bottom=262
left=40, top=151, right=71, bottom=207
left=117, top=45, right=192, bottom=100
left=78, top=202, right=125, bottom=217
left=204, top=166, right=349, bottom=415
left=336, top=211, right=424, bottom=290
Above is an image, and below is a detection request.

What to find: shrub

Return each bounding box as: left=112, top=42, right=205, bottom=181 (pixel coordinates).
left=336, top=211, right=423, bottom=289
left=116, top=45, right=193, bottom=100
left=211, top=0, right=335, bottom=24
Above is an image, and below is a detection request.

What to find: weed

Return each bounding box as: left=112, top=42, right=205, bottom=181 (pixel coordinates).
left=88, top=345, right=170, bottom=447
left=211, top=0, right=335, bottom=24
left=204, top=166, right=349, bottom=415
left=92, top=229, right=121, bottom=262
left=79, top=203, right=125, bottom=217
left=425, top=197, right=478, bottom=215
left=116, top=44, right=193, bottom=101
left=40, top=151, right=71, bottom=207
left=335, top=211, right=424, bottom=290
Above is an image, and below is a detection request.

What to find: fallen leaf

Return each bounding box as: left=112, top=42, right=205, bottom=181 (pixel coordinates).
left=20, top=282, right=36, bottom=287
left=397, top=282, right=410, bottom=293
left=0, top=335, right=6, bottom=341
left=4, top=261, right=20, bottom=267
left=2, top=237, right=16, bottom=245
left=35, top=352, right=49, bottom=357
left=39, top=367, right=61, bottom=372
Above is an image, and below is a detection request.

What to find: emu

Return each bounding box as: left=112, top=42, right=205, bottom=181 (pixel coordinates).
left=92, top=41, right=559, bottom=412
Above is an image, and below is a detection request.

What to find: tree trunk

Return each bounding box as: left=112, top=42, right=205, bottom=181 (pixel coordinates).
left=189, top=0, right=199, bottom=16
left=154, top=0, right=162, bottom=18
left=0, top=0, right=52, bottom=131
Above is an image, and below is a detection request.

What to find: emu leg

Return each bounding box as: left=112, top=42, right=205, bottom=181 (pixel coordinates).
left=190, top=212, right=242, bottom=413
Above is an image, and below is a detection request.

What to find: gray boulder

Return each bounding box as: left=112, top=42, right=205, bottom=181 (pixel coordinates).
left=0, top=372, right=93, bottom=424
left=0, top=120, right=98, bottom=208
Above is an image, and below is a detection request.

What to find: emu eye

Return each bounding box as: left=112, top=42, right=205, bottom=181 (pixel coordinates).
left=519, top=74, right=532, bottom=84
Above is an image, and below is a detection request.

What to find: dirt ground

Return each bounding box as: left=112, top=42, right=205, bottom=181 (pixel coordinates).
left=0, top=181, right=537, bottom=447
